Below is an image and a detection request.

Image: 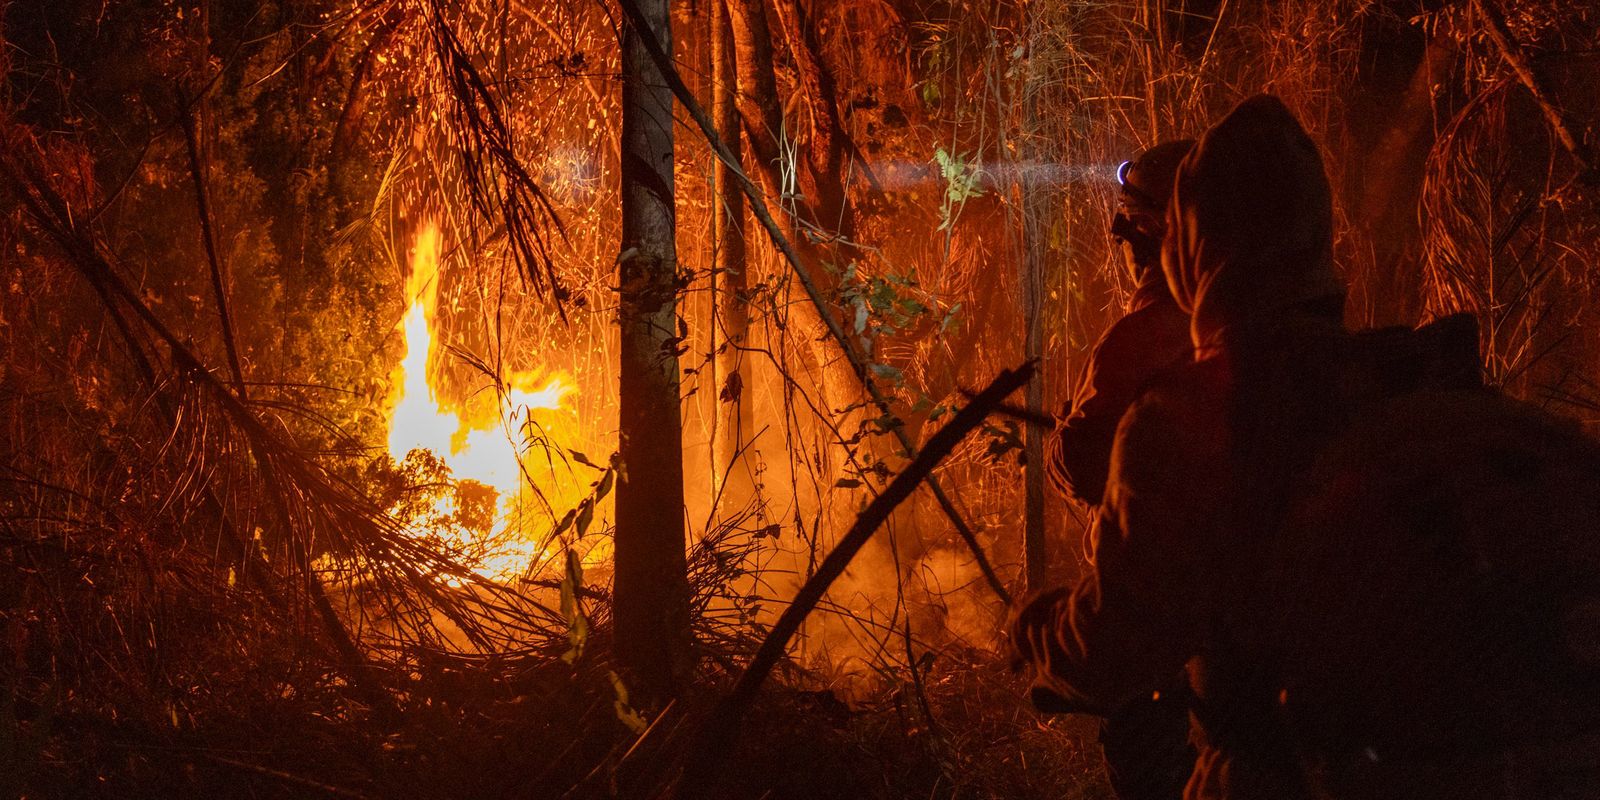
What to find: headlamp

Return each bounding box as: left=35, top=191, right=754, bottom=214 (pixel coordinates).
left=1116, top=160, right=1134, bottom=186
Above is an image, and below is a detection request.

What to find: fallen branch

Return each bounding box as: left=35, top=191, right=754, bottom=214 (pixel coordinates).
left=611, top=0, right=1012, bottom=605
left=675, top=362, right=1035, bottom=797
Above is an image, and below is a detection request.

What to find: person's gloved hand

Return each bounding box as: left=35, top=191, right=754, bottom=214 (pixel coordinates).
left=1008, top=587, right=1106, bottom=716
left=1007, top=587, right=1071, bottom=669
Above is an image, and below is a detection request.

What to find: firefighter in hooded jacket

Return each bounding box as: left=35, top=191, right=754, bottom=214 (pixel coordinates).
left=1012, top=93, right=1600, bottom=799
left=1044, top=139, right=1198, bottom=800
left=1046, top=139, right=1194, bottom=508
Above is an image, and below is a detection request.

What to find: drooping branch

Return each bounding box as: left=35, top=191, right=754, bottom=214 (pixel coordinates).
left=423, top=0, right=571, bottom=306
left=613, top=0, right=1013, bottom=606
left=0, top=143, right=391, bottom=711
left=1, top=129, right=570, bottom=713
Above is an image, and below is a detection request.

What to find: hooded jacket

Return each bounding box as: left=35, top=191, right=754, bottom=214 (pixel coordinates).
left=1162, top=95, right=1344, bottom=352
left=1015, top=95, right=1354, bottom=800
left=1046, top=140, right=1196, bottom=507
left=1046, top=274, right=1190, bottom=507
left=1015, top=94, right=1600, bottom=800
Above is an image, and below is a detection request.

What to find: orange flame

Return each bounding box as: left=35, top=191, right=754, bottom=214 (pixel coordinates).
left=387, top=222, right=576, bottom=584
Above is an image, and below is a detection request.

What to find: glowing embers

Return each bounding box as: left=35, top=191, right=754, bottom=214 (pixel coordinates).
left=386, top=222, right=576, bottom=585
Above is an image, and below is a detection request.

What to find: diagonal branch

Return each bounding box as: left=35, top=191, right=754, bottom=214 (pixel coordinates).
left=1473, top=0, right=1597, bottom=186
left=178, top=88, right=248, bottom=396
left=675, top=361, right=1035, bottom=797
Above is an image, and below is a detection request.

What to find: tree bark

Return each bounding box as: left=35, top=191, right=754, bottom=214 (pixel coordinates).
left=768, top=0, right=855, bottom=238
left=614, top=0, right=691, bottom=699
left=712, top=0, right=753, bottom=509
left=726, top=0, right=784, bottom=194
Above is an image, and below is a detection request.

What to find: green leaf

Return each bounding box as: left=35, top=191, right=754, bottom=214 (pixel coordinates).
left=551, top=507, right=578, bottom=539
left=575, top=498, right=594, bottom=539
left=869, top=363, right=905, bottom=385
left=872, top=413, right=905, bottom=432
left=560, top=549, right=588, bottom=664
left=940, top=303, right=963, bottom=334
left=608, top=671, right=649, bottom=734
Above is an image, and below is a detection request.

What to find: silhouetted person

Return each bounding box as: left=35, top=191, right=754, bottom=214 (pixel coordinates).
left=1046, top=140, right=1194, bottom=508
left=1043, top=139, right=1197, bottom=800
left=1013, top=94, right=1599, bottom=800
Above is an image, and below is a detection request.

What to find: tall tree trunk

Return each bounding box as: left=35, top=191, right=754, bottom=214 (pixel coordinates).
left=1019, top=19, right=1049, bottom=592
left=726, top=0, right=783, bottom=194
left=614, top=0, right=691, bottom=700
left=713, top=0, right=752, bottom=509
left=726, top=0, right=861, bottom=425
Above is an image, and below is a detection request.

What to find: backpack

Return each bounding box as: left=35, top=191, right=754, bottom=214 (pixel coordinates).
left=1258, top=316, right=1600, bottom=798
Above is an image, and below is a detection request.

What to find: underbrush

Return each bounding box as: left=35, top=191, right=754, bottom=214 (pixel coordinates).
left=7, top=609, right=1108, bottom=800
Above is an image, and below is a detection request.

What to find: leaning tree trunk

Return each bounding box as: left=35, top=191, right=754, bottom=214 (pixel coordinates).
left=712, top=0, right=752, bottom=510
left=614, top=0, right=691, bottom=700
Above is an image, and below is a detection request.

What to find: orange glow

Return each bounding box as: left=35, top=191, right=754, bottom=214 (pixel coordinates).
left=387, top=222, right=579, bottom=584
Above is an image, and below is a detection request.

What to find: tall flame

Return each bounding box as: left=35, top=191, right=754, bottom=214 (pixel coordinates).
left=387, top=222, right=575, bottom=584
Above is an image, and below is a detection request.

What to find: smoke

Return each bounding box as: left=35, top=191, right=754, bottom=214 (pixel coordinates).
left=870, top=158, right=1123, bottom=192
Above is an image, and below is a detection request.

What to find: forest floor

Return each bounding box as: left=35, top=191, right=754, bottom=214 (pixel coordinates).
left=10, top=643, right=1111, bottom=799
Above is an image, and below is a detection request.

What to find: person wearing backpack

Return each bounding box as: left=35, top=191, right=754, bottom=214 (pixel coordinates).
left=1012, top=93, right=1600, bottom=799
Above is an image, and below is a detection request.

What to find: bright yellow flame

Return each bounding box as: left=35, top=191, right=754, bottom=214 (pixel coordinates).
left=386, top=222, right=577, bottom=585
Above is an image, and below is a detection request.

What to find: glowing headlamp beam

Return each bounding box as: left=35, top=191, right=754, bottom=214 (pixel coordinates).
left=1116, top=159, right=1134, bottom=186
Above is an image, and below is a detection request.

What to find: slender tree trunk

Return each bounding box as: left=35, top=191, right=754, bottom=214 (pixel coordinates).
left=713, top=0, right=752, bottom=508
left=1019, top=20, right=1049, bottom=592
left=614, top=0, right=691, bottom=700
left=726, top=0, right=864, bottom=423
left=726, top=0, right=783, bottom=190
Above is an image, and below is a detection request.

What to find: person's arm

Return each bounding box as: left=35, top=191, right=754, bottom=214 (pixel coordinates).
left=1046, top=324, right=1145, bottom=506
left=1019, top=386, right=1226, bottom=710
left=1045, top=374, right=1121, bottom=506
left=1047, top=307, right=1192, bottom=506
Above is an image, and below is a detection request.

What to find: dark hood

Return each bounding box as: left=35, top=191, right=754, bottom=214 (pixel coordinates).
left=1162, top=95, right=1344, bottom=350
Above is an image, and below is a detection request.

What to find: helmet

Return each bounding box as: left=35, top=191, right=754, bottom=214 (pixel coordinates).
left=1111, top=139, right=1195, bottom=270
left=1116, top=139, right=1196, bottom=214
